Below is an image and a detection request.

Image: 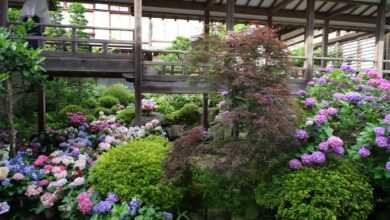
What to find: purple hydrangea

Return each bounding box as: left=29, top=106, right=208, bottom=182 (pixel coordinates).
left=296, top=90, right=307, bottom=97
left=326, top=107, right=338, bottom=116
left=345, top=92, right=363, bottom=103
left=358, top=147, right=371, bottom=158
left=128, top=198, right=142, bottom=216
left=318, top=141, right=329, bottom=152
left=327, top=136, right=344, bottom=149
left=295, top=129, right=309, bottom=141
left=376, top=136, right=388, bottom=148
left=386, top=161, right=390, bottom=172
left=301, top=153, right=313, bottom=166
left=314, top=114, right=328, bottom=125
left=288, top=159, right=302, bottom=170
left=333, top=146, right=345, bottom=155
left=93, top=201, right=113, bottom=214
left=385, top=114, right=390, bottom=125
left=0, top=202, right=10, bottom=215
left=374, top=127, right=386, bottom=137
left=340, top=65, right=356, bottom=73
left=333, top=93, right=345, bottom=101
left=304, top=98, right=316, bottom=107
left=106, top=193, right=119, bottom=203
left=311, top=151, right=326, bottom=164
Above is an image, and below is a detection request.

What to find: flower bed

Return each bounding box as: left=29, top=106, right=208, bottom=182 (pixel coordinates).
left=0, top=112, right=173, bottom=219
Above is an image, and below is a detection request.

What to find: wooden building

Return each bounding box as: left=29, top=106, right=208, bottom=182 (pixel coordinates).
left=0, top=0, right=389, bottom=131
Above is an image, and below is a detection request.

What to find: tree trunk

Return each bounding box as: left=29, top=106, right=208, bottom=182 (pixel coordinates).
left=5, top=76, right=16, bottom=157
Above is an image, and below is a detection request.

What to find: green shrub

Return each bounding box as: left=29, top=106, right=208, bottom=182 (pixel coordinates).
left=172, top=103, right=201, bottom=126
left=93, top=107, right=111, bottom=116
left=102, top=84, right=134, bottom=106
left=89, top=136, right=182, bottom=209
left=117, top=108, right=135, bottom=124
left=98, top=95, right=119, bottom=108
left=256, top=160, right=374, bottom=220
left=82, top=97, right=98, bottom=109
left=59, top=105, right=86, bottom=121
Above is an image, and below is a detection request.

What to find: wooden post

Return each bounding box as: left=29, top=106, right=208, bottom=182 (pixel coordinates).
left=148, top=17, right=153, bottom=47
left=134, top=0, right=143, bottom=125
left=267, top=15, right=273, bottom=29
left=37, top=83, right=46, bottom=133
left=304, top=0, right=315, bottom=82
left=0, top=0, right=7, bottom=26
left=203, top=9, right=210, bottom=131
left=226, top=0, right=234, bottom=31
left=321, top=19, right=329, bottom=68
left=375, top=0, right=386, bottom=75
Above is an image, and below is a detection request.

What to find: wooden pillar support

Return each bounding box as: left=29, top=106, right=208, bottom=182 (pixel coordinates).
left=226, top=0, right=234, bottom=31
left=0, top=0, right=7, bottom=26
left=267, top=15, right=273, bottom=29
left=321, top=19, right=329, bottom=68
left=148, top=17, right=153, bottom=47
left=203, top=9, right=210, bottom=131
left=375, top=0, right=386, bottom=75
left=134, top=0, right=143, bottom=125
left=37, top=83, right=46, bottom=133
left=304, top=0, right=315, bottom=82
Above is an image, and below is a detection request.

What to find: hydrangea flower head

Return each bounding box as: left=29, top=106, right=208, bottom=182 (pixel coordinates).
left=0, top=202, right=10, bottom=215
left=295, top=129, right=309, bottom=141
left=311, top=151, right=326, bottom=164
left=93, top=201, right=113, bottom=214
left=327, top=136, right=344, bottom=148
left=304, top=98, right=316, bottom=107
left=301, top=153, right=313, bottom=166
left=318, top=141, right=329, bottom=152
left=288, top=159, right=302, bottom=170
left=386, top=161, right=390, bottom=172
left=314, top=114, right=328, bottom=125
left=345, top=92, right=363, bottom=103
left=358, top=147, right=371, bottom=158
left=374, top=127, right=385, bottom=137
left=385, top=114, right=390, bottom=125
left=376, top=136, right=388, bottom=148
left=128, top=198, right=142, bottom=216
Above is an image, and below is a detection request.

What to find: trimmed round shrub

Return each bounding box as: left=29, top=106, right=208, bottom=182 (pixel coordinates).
left=89, top=136, right=182, bottom=209
left=117, top=108, right=135, bottom=124
left=102, top=84, right=134, bottom=106
left=256, top=160, right=374, bottom=220
left=98, top=95, right=120, bottom=108
left=93, top=107, right=111, bottom=116
left=173, top=103, right=201, bottom=126
left=82, top=98, right=98, bottom=109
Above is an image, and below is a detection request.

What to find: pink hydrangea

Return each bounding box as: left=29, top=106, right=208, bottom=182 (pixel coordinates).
left=33, top=155, right=49, bottom=167
left=77, top=192, right=94, bottom=214
left=326, top=107, right=338, bottom=116
left=327, top=136, right=344, bottom=149
left=288, top=159, right=302, bottom=170
left=40, top=192, right=57, bottom=208
left=38, top=179, right=50, bottom=187
left=12, top=173, right=25, bottom=181
left=25, top=185, right=43, bottom=197
left=304, top=98, right=316, bottom=107
left=314, top=114, right=328, bottom=125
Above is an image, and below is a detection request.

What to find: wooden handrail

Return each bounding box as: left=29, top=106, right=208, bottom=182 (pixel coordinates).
left=8, top=22, right=135, bottom=32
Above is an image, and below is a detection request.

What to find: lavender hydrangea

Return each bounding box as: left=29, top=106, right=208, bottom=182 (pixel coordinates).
left=311, top=151, right=326, bottom=164
left=374, top=127, right=385, bottom=137
left=376, top=136, right=388, bottom=148
left=385, top=114, right=390, bottom=125
left=304, top=98, right=316, bottom=107
left=93, top=201, right=113, bottom=214
left=288, top=159, right=302, bottom=170
left=295, top=129, right=309, bottom=141
left=326, top=107, right=338, bottom=116
left=327, top=136, right=344, bottom=148
left=106, top=193, right=119, bottom=203
left=340, top=65, right=356, bottom=73
left=358, top=147, right=371, bottom=158
left=386, top=161, right=390, bottom=172
left=318, top=141, right=329, bottom=152
left=314, top=114, right=328, bottom=125
left=301, top=153, right=313, bottom=166
left=333, top=93, right=345, bottom=101
left=345, top=92, right=363, bottom=103
left=333, top=146, right=345, bottom=155
left=128, top=198, right=142, bottom=216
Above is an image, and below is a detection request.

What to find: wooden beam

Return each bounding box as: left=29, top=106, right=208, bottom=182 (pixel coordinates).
left=203, top=8, right=210, bottom=130
left=327, top=2, right=356, bottom=18
left=304, top=0, right=315, bottom=81
left=134, top=0, right=142, bottom=125
left=37, top=83, right=46, bottom=133
left=375, top=0, right=386, bottom=74
left=226, top=0, right=234, bottom=31
left=271, top=0, right=290, bottom=14
left=321, top=19, right=329, bottom=67
left=0, top=0, right=7, bottom=26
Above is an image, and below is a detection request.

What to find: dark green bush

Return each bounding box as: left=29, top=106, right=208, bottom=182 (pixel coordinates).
left=82, top=97, right=98, bottom=109
left=102, top=84, right=134, bottom=106
left=116, top=108, right=135, bottom=124
left=170, top=103, right=201, bottom=126
left=59, top=105, right=86, bottom=121
left=256, top=160, right=374, bottom=220
left=98, top=95, right=120, bottom=108
left=89, top=136, right=182, bottom=209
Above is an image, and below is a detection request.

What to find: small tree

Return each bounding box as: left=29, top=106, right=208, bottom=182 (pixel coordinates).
left=68, top=3, right=88, bottom=39
left=0, top=28, right=45, bottom=156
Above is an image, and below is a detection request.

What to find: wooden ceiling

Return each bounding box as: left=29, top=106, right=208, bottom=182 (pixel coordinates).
left=9, top=0, right=388, bottom=32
